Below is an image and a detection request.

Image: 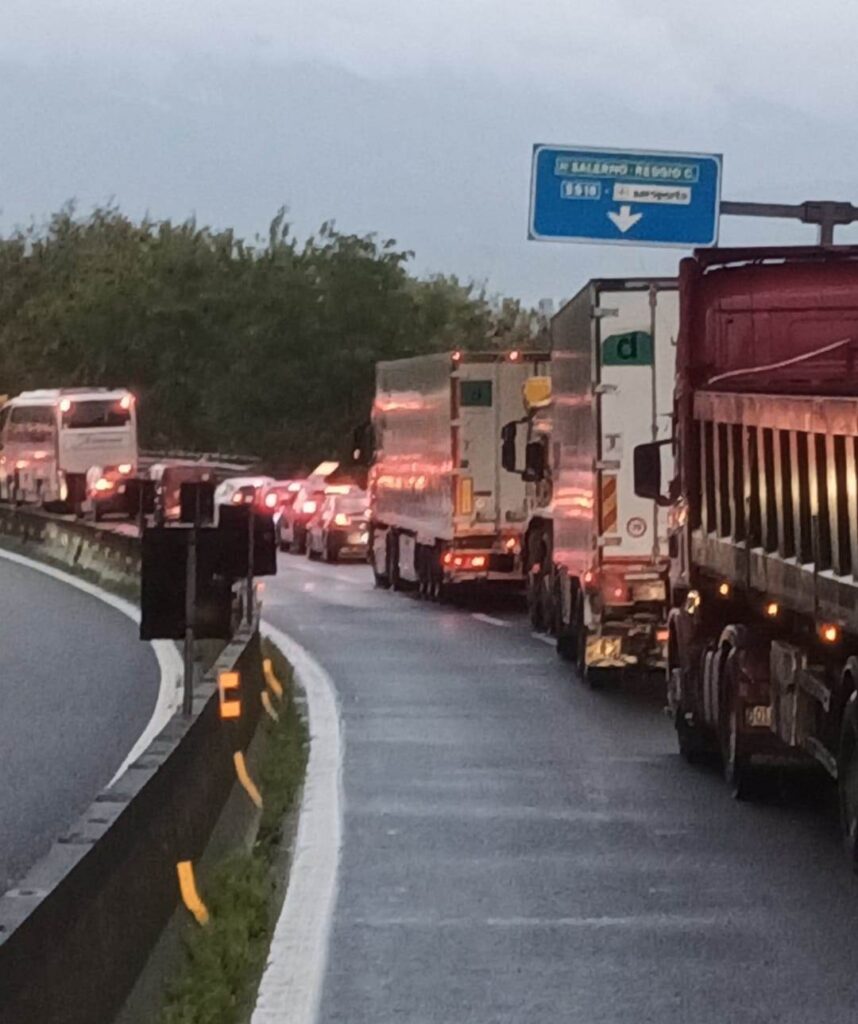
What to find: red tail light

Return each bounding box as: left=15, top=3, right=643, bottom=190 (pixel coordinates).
left=302, top=500, right=317, bottom=515
left=442, top=552, right=489, bottom=572
left=264, top=493, right=278, bottom=509
left=231, top=492, right=243, bottom=504
left=93, top=477, right=114, bottom=493
left=334, top=512, right=350, bottom=527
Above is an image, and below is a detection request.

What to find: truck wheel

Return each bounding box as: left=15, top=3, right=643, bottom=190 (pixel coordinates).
left=389, top=531, right=405, bottom=592
left=675, top=705, right=708, bottom=764
left=720, top=651, right=755, bottom=800
left=837, top=695, right=858, bottom=871
left=556, top=581, right=585, bottom=674
left=370, top=527, right=390, bottom=588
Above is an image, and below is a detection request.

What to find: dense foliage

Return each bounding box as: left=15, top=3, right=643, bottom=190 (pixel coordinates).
left=0, top=206, right=536, bottom=471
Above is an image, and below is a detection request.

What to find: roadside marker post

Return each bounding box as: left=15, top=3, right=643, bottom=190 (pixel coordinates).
left=218, top=669, right=242, bottom=720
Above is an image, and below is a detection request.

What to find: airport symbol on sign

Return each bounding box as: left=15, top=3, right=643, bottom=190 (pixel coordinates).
left=529, top=145, right=722, bottom=247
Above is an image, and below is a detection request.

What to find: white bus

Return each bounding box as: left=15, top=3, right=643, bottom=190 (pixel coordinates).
left=0, top=388, right=139, bottom=512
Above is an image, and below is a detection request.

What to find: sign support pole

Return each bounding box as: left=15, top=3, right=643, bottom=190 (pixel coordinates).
left=720, top=199, right=858, bottom=246
left=245, top=504, right=255, bottom=627
left=182, top=491, right=200, bottom=716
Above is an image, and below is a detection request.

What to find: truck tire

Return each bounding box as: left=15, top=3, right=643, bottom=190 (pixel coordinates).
left=719, top=649, right=756, bottom=800
left=370, top=526, right=390, bottom=588
left=675, top=705, right=708, bottom=764
left=838, top=693, right=858, bottom=872
left=526, top=530, right=551, bottom=631
left=556, top=578, right=585, bottom=674
left=389, top=531, right=405, bottom=592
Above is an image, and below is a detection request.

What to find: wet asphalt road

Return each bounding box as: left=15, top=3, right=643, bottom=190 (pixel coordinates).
left=266, top=554, right=858, bottom=1024
left=0, top=557, right=159, bottom=892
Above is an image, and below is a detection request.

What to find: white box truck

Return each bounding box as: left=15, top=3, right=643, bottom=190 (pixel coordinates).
left=501, top=279, right=678, bottom=683
left=368, top=350, right=550, bottom=597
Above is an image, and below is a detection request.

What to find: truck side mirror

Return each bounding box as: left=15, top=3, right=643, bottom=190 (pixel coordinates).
left=501, top=421, right=518, bottom=473
left=633, top=440, right=674, bottom=506
left=524, top=440, right=546, bottom=482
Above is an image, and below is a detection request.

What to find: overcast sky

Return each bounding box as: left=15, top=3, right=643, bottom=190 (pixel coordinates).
left=1, top=0, right=857, bottom=304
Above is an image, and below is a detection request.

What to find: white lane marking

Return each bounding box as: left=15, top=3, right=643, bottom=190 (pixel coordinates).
left=531, top=632, right=556, bottom=647
left=253, top=621, right=343, bottom=1024
left=471, top=613, right=511, bottom=628
left=0, top=547, right=182, bottom=787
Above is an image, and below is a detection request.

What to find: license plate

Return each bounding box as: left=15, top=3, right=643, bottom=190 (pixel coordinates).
left=745, top=705, right=772, bottom=728
left=586, top=636, right=622, bottom=665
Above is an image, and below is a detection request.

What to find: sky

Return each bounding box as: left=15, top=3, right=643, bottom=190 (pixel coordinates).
left=1, top=0, right=858, bottom=305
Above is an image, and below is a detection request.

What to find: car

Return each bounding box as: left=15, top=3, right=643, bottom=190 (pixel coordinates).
left=306, top=488, right=369, bottom=562
left=214, top=475, right=275, bottom=515
left=149, top=461, right=218, bottom=524
left=260, top=479, right=304, bottom=528
left=85, top=463, right=135, bottom=521
left=278, top=481, right=328, bottom=554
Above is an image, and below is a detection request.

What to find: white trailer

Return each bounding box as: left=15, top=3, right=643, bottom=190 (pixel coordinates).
left=503, top=279, right=678, bottom=681
left=368, top=350, right=550, bottom=597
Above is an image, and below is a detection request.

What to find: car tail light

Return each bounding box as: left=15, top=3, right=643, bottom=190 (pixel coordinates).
left=265, top=493, right=278, bottom=509
left=302, top=500, right=317, bottom=515
left=15, top=459, right=28, bottom=470
left=118, top=463, right=132, bottom=475
left=471, top=555, right=487, bottom=569
left=59, top=398, right=72, bottom=413
left=94, top=477, right=114, bottom=492
left=334, top=512, right=350, bottom=526
left=120, top=394, right=133, bottom=410
left=231, top=492, right=243, bottom=504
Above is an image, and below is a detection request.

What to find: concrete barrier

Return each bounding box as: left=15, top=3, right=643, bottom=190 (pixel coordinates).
left=0, top=509, right=265, bottom=1024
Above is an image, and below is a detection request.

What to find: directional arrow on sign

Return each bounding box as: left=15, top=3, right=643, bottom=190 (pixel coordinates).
left=607, top=205, right=643, bottom=233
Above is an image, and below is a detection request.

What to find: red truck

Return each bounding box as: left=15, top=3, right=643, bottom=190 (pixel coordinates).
left=634, top=246, right=858, bottom=852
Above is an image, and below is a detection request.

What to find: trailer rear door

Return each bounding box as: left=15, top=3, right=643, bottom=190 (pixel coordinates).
left=596, top=284, right=677, bottom=562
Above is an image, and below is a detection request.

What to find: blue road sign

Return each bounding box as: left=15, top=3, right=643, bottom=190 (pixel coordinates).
left=529, top=145, right=722, bottom=248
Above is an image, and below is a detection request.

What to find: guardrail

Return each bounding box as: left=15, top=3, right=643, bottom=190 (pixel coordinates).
left=0, top=508, right=266, bottom=1024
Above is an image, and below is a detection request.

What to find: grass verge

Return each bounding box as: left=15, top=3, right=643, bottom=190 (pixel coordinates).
left=157, top=638, right=309, bottom=1024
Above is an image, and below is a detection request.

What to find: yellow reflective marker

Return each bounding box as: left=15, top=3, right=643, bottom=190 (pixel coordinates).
left=218, top=669, right=241, bottom=719
left=261, top=690, right=280, bottom=722
left=263, top=658, right=284, bottom=700
left=233, top=751, right=263, bottom=809
left=176, top=861, right=209, bottom=926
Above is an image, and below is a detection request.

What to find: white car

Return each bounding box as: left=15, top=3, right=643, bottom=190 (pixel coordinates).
left=213, top=475, right=275, bottom=517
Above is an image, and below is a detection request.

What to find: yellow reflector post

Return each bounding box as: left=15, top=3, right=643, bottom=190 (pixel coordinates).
left=263, top=658, right=284, bottom=699
left=177, top=861, right=209, bottom=926
left=218, top=669, right=241, bottom=720
left=233, top=751, right=263, bottom=809
left=261, top=690, right=280, bottom=722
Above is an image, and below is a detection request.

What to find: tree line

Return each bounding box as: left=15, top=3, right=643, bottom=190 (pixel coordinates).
left=0, top=206, right=537, bottom=472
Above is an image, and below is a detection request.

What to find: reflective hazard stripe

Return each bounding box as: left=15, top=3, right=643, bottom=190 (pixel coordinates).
left=601, top=474, right=618, bottom=534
